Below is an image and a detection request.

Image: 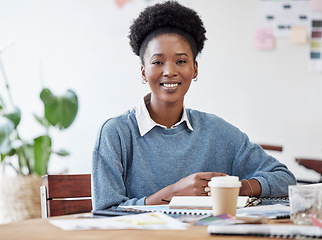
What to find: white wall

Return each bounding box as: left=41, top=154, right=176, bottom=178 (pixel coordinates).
left=0, top=0, right=321, bottom=181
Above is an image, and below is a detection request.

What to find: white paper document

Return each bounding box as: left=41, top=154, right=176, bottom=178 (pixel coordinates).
left=236, top=204, right=290, bottom=219
left=49, top=212, right=188, bottom=230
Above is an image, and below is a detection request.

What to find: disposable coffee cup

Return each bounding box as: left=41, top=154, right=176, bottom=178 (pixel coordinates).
left=208, top=176, right=241, bottom=216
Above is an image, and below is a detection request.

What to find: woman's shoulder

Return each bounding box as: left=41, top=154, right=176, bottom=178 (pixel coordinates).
left=187, top=108, right=228, bottom=125
left=94, top=109, right=138, bottom=151
left=186, top=108, right=243, bottom=134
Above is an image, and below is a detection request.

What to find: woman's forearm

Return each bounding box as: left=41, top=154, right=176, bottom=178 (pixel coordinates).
left=240, top=179, right=261, bottom=197
left=145, top=184, right=175, bottom=205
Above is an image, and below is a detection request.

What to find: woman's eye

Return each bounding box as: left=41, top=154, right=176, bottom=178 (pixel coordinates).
left=152, top=61, right=162, bottom=65
left=177, top=60, right=187, bottom=64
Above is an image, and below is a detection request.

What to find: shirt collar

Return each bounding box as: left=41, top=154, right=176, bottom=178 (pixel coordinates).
left=135, top=93, right=193, bottom=137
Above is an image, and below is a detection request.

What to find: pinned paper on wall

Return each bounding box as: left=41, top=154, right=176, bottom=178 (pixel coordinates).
left=308, top=19, right=322, bottom=72
left=289, top=26, right=308, bottom=44
left=254, top=27, right=275, bottom=50
left=309, top=0, right=322, bottom=11
left=115, top=0, right=132, bottom=8
left=258, top=0, right=310, bottom=38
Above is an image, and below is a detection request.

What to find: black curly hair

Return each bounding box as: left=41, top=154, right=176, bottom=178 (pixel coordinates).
left=128, top=1, right=207, bottom=64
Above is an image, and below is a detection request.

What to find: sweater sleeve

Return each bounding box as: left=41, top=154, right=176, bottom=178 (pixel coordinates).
left=91, top=119, right=145, bottom=210
left=232, top=134, right=296, bottom=197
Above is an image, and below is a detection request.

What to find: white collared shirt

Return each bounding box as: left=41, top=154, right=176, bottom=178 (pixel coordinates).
left=135, top=93, right=194, bottom=136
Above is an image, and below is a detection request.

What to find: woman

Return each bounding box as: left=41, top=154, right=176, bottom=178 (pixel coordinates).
left=92, top=1, right=296, bottom=210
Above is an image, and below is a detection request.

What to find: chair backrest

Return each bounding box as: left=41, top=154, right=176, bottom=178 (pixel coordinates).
left=296, top=158, right=322, bottom=175
left=40, top=174, right=92, bottom=218
left=295, top=158, right=322, bottom=184
left=259, top=144, right=283, bottom=152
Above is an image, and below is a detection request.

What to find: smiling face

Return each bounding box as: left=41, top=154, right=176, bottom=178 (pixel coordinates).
left=141, top=33, right=198, bottom=108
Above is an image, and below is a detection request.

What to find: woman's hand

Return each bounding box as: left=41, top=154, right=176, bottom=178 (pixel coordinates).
left=145, top=172, right=227, bottom=205
left=171, top=172, right=227, bottom=196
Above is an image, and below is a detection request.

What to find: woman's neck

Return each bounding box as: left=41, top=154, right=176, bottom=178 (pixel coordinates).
left=146, top=95, right=184, bottom=129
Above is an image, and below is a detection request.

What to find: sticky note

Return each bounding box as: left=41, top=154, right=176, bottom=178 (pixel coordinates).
left=309, top=0, right=322, bottom=11
left=308, top=60, right=322, bottom=73
left=310, top=41, right=322, bottom=49
left=312, top=31, right=322, bottom=38
left=311, top=52, right=321, bottom=59
left=254, top=27, right=275, bottom=50
left=289, top=26, right=308, bottom=44
left=312, top=20, right=322, bottom=27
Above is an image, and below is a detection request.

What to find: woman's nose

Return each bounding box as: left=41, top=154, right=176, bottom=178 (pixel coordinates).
left=163, top=63, right=177, bottom=77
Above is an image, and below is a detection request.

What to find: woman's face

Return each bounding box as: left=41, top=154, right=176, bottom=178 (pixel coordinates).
left=141, top=33, right=198, bottom=107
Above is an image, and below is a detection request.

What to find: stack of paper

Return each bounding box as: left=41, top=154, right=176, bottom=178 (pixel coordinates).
left=50, top=212, right=188, bottom=230
left=169, top=196, right=249, bottom=209
left=236, top=204, right=290, bottom=219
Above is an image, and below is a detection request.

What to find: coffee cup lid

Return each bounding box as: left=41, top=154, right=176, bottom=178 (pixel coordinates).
left=208, top=176, right=241, bottom=188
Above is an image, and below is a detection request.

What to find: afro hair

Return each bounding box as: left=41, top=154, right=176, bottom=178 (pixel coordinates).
left=128, top=1, right=207, bottom=60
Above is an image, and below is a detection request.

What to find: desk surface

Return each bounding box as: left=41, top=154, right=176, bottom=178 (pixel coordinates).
left=0, top=214, right=292, bottom=240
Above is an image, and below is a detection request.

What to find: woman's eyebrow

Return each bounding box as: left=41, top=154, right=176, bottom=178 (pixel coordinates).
left=149, top=52, right=189, bottom=61
left=150, top=53, right=163, bottom=58
left=150, top=53, right=189, bottom=58
left=176, top=53, right=189, bottom=57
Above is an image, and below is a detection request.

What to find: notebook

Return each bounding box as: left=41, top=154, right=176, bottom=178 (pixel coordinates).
left=258, top=197, right=289, bottom=206
left=169, top=196, right=249, bottom=209
left=93, top=207, right=149, bottom=217
left=207, top=224, right=322, bottom=238
left=119, top=205, right=213, bottom=216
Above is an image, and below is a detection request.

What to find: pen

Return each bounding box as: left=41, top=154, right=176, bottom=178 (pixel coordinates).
left=252, top=198, right=262, bottom=206
left=246, top=198, right=262, bottom=207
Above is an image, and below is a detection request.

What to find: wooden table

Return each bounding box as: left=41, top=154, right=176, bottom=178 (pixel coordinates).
left=0, top=214, right=293, bottom=240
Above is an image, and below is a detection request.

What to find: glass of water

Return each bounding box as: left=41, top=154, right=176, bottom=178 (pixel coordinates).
left=288, top=183, right=322, bottom=225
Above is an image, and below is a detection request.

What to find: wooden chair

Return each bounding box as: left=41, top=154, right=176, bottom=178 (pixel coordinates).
left=40, top=174, right=92, bottom=218
left=259, top=144, right=283, bottom=152
left=296, top=158, right=322, bottom=175
left=295, top=158, right=322, bottom=184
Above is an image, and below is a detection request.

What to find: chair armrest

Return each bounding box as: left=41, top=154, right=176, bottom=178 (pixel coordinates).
left=40, top=186, right=48, bottom=219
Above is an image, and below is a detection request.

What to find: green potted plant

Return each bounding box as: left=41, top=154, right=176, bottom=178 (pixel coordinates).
left=0, top=49, right=78, bottom=223
left=0, top=88, right=78, bottom=176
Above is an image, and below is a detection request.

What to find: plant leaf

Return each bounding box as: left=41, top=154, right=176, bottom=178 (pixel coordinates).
left=33, top=135, right=52, bottom=176
left=0, top=117, right=14, bottom=154
left=40, top=88, right=78, bottom=130
left=3, top=107, right=21, bottom=128
left=33, top=113, right=49, bottom=128
left=4, top=148, right=15, bottom=156
left=55, top=149, right=70, bottom=156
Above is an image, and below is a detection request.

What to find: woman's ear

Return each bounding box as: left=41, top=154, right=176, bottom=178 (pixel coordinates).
left=193, top=61, right=198, bottom=79
left=141, top=65, right=148, bottom=83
